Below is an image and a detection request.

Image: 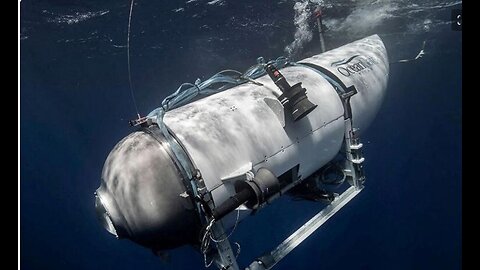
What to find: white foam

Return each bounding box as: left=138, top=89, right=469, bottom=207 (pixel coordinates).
left=172, top=8, right=185, bottom=13
left=285, top=0, right=462, bottom=55
left=48, top=10, right=109, bottom=25
left=207, top=0, right=225, bottom=6
left=284, top=0, right=313, bottom=58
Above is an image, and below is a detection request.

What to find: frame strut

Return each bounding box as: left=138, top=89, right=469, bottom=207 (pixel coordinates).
left=246, top=186, right=362, bottom=270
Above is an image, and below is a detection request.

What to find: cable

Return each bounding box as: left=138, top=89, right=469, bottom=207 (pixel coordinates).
left=200, top=218, right=216, bottom=255
left=233, top=242, right=241, bottom=258
left=392, top=40, right=427, bottom=64
left=201, top=218, right=216, bottom=268
left=127, top=0, right=140, bottom=118
left=200, top=209, right=241, bottom=267
left=210, top=209, right=240, bottom=243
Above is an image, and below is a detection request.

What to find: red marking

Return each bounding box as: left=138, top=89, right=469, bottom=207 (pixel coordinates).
left=273, top=70, right=280, bottom=77
left=314, top=7, right=322, bottom=18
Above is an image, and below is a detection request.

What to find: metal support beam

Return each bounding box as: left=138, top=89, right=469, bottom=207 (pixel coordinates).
left=315, top=7, right=326, bottom=53
left=212, top=221, right=240, bottom=270
left=246, top=185, right=362, bottom=270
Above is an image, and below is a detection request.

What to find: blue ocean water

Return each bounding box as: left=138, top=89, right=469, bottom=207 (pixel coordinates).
left=20, top=0, right=462, bottom=269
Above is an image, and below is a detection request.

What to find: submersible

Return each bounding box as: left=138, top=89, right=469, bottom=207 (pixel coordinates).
left=95, top=34, right=389, bottom=270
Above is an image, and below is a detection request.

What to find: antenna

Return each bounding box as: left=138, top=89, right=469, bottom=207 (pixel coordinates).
left=127, top=0, right=141, bottom=119
left=314, top=6, right=326, bottom=53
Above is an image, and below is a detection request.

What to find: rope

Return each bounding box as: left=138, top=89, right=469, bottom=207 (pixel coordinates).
left=200, top=209, right=242, bottom=267
left=210, top=209, right=240, bottom=243
left=200, top=219, right=215, bottom=253
left=201, top=218, right=216, bottom=268
left=233, top=242, right=241, bottom=258
left=127, top=0, right=140, bottom=118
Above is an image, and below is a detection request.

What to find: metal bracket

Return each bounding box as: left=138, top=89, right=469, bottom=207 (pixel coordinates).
left=343, top=119, right=365, bottom=189
left=221, top=163, right=254, bottom=183
left=263, top=98, right=286, bottom=128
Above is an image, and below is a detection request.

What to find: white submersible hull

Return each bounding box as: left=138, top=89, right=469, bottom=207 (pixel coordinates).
left=95, top=35, right=389, bottom=261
